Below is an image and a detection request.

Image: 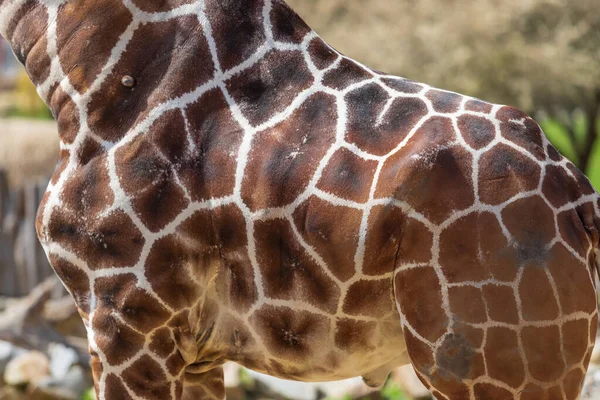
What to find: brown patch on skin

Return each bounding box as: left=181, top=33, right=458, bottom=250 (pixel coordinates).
left=105, top=374, right=133, bottom=400
left=218, top=314, right=258, bottom=362
left=519, top=267, right=560, bottom=321
left=378, top=119, right=474, bottom=224
left=563, top=369, right=586, bottom=400
left=426, top=89, right=461, bottom=113
left=48, top=208, right=145, bottom=270
left=205, top=0, right=265, bottom=71
left=559, top=207, right=593, bottom=259
left=381, top=78, right=423, bottom=94
left=448, top=286, right=486, bottom=323
left=166, top=352, right=186, bottom=376
left=440, top=212, right=517, bottom=283
left=307, top=38, right=338, bottom=70
left=520, top=383, right=562, bottom=400
left=561, top=319, right=591, bottom=364
left=452, top=322, right=484, bottom=348
left=145, top=235, right=202, bottom=310
left=254, top=218, right=340, bottom=313
left=116, top=134, right=189, bottom=233
left=250, top=305, right=330, bottom=362
left=227, top=49, right=314, bottom=126
left=242, top=92, right=336, bottom=210
left=403, top=330, right=434, bottom=380
left=473, top=383, right=513, bottom=399
left=77, top=138, right=103, bottom=166
left=270, top=0, right=311, bottom=43
left=543, top=165, right=594, bottom=209
left=56, top=0, right=132, bottom=93
left=8, top=1, right=47, bottom=67
left=88, top=15, right=214, bottom=141
left=577, top=202, right=600, bottom=251
left=178, top=205, right=256, bottom=312
left=465, top=99, right=493, bottom=114
left=522, top=326, right=565, bottom=382
left=497, top=106, right=546, bottom=161
left=567, top=163, right=596, bottom=196
left=547, top=244, right=597, bottom=315
left=482, top=284, right=519, bottom=325
left=364, top=206, right=433, bottom=276
left=322, top=58, right=372, bottom=90
left=547, top=144, right=562, bottom=162
left=146, top=109, right=188, bottom=163
left=61, top=153, right=113, bottom=217
left=435, top=334, right=475, bottom=380
left=457, top=114, right=495, bottom=150
left=343, top=278, right=394, bottom=319
left=131, top=0, right=195, bottom=12
left=317, top=148, right=378, bottom=203
left=25, top=34, right=50, bottom=86
left=377, top=115, right=454, bottom=194
left=92, top=308, right=145, bottom=365
left=502, top=196, right=555, bottom=263
left=50, top=87, right=80, bottom=144
left=478, top=144, right=542, bottom=205
left=122, top=355, right=171, bottom=399
left=345, top=84, right=428, bottom=156
left=484, top=327, right=525, bottom=388
left=468, top=353, right=486, bottom=380
left=94, top=274, right=171, bottom=333
left=49, top=149, right=70, bottom=185
left=395, top=266, right=448, bottom=342
left=180, top=88, right=243, bottom=202
left=150, top=328, right=175, bottom=359
left=49, top=255, right=90, bottom=315
left=429, top=375, right=470, bottom=399
left=292, top=196, right=361, bottom=282
left=334, top=318, right=377, bottom=352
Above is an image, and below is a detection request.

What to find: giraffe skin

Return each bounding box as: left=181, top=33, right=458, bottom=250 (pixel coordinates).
left=1, top=0, right=599, bottom=399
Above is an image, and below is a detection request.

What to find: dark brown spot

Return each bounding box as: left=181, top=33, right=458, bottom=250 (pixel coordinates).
left=345, top=84, right=428, bottom=156
left=226, top=49, right=314, bottom=126
left=317, top=148, right=378, bottom=203
left=250, top=305, right=330, bottom=362
left=292, top=196, right=361, bottom=282
left=242, top=92, right=336, bottom=210
left=254, top=218, right=340, bottom=313
left=343, top=278, right=394, bottom=319
left=497, top=106, right=546, bottom=161
left=57, top=0, right=132, bottom=93
left=478, top=144, right=542, bottom=205
left=457, top=114, right=495, bottom=150
left=484, top=327, right=525, bottom=388
left=334, top=319, right=377, bottom=352
left=395, top=266, right=448, bottom=342
left=426, top=89, right=461, bottom=113
left=122, top=355, right=171, bottom=399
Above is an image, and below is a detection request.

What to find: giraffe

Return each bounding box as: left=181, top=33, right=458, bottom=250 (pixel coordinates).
left=1, top=0, right=599, bottom=399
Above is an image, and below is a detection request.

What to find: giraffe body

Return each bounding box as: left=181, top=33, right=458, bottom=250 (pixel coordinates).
left=1, top=0, right=600, bottom=399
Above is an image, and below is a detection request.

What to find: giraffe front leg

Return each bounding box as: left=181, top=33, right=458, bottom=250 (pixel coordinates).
left=183, top=367, right=225, bottom=400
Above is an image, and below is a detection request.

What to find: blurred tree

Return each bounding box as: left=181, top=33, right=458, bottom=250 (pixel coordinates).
left=289, top=0, right=600, bottom=186
left=10, top=70, right=52, bottom=119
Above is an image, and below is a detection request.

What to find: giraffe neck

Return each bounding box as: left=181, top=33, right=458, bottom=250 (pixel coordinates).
left=0, top=0, right=330, bottom=143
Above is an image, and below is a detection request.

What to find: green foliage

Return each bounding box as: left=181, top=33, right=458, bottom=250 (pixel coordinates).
left=82, top=388, right=95, bottom=400
left=540, top=116, right=600, bottom=191
left=1, top=70, right=53, bottom=120
left=381, top=381, right=409, bottom=400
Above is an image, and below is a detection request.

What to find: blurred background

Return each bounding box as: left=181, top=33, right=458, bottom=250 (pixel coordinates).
left=0, top=0, right=599, bottom=399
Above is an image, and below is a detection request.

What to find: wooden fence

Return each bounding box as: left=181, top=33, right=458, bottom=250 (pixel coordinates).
left=0, top=170, right=56, bottom=297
